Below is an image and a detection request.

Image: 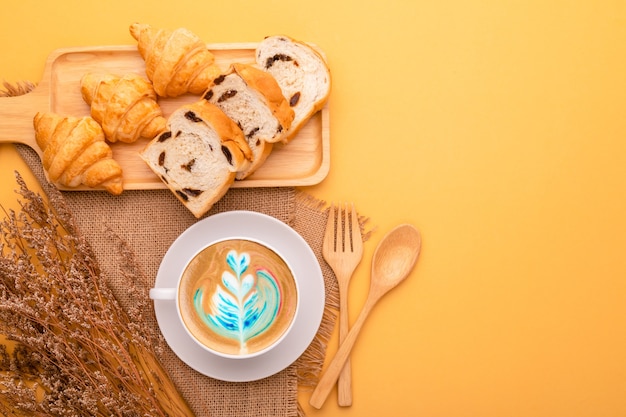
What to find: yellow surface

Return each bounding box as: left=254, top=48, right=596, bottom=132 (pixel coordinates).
left=2, top=1, right=626, bottom=416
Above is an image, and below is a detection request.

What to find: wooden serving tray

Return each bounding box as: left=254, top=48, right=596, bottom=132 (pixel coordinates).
left=0, top=44, right=329, bottom=190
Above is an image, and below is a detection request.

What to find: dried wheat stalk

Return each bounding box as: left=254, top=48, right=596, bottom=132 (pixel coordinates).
left=0, top=172, right=195, bottom=416
left=0, top=80, right=36, bottom=97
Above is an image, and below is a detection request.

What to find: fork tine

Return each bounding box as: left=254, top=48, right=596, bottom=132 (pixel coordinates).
left=324, top=203, right=336, bottom=253
left=343, top=203, right=352, bottom=251
left=350, top=203, right=362, bottom=253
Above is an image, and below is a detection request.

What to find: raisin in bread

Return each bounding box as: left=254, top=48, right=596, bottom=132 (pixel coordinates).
left=203, top=63, right=295, bottom=179
left=255, top=35, right=331, bottom=142
left=140, top=100, right=252, bottom=218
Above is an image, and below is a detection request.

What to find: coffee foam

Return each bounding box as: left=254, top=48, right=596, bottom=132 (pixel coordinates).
left=178, top=239, right=298, bottom=357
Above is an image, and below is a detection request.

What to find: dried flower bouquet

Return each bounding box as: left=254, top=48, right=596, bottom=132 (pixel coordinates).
left=0, top=173, right=195, bottom=416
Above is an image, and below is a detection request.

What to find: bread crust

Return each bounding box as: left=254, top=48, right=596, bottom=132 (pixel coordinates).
left=232, top=63, right=295, bottom=136
left=256, top=35, right=331, bottom=142
left=140, top=100, right=252, bottom=218
left=185, top=100, right=253, bottom=170
left=203, top=63, right=294, bottom=179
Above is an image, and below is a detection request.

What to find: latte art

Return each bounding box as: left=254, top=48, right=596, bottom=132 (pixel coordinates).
left=194, top=250, right=281, bottom=353
left=179, top=239, right=298, bottom=356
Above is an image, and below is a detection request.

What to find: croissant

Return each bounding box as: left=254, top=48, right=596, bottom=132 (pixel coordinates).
left=129, top=23, right=222, bottom=98
left=33, top=112, right=124, bottom=195
left=80, top=72, right=166, bottom=143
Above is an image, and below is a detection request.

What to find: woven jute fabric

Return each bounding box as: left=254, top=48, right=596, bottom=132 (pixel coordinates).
left=14, top=143, right=339, bottom=417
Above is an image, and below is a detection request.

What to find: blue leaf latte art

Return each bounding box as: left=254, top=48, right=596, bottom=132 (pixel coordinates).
left=193, top=249, right=281, bottom=354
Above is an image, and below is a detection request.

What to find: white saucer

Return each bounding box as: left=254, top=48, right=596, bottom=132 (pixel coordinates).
left=152, top=210, right=325, bottom=382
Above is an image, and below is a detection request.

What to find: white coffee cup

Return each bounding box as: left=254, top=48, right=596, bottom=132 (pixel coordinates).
left=150, top=238, right=299, bottom=359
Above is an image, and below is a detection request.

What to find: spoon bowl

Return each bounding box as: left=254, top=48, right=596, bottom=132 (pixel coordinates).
left=309, top=223, right=421, bottom=409
left=370, top=224, right=421, bottom=298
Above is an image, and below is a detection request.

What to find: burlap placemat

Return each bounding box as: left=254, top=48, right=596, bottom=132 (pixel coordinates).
left=13, top=142, right=340, bottom=417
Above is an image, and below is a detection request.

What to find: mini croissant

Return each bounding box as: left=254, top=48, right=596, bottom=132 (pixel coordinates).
left=33, top=112, right=124, bottom=195
left=80, top=72, right=166, bottom=143
left=129, top=23, right=222, bottom=98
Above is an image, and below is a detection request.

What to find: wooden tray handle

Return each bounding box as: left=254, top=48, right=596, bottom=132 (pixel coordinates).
left=0, top=86, right=48, bottom=157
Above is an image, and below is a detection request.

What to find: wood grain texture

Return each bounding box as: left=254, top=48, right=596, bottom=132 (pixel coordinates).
left=0, top=44, right=329, bottom=191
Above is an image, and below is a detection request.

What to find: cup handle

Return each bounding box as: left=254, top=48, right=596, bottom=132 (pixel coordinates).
left=149, top=287, right=177, bottom=300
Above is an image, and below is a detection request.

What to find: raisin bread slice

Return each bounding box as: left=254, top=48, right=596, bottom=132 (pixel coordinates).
left=140, top=100, right=252, bottom=218
left=203, top=63, right=295, bottom=179
left=255, top=35, right=331, bottom=142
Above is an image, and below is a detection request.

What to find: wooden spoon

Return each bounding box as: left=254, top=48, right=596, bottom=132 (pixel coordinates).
left=309, top=224, right=422, bottom=409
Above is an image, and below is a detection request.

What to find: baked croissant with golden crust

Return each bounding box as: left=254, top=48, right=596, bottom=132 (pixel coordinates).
left=33, top=112, right=124, bottom=195
left=129, top=23, right=222, bottom=98
left=80, top=72, right=166, bottom=143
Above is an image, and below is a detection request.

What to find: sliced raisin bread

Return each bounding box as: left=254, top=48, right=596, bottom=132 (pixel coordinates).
left=140, top=100, right=252, bottom=218
left=203, top=63, right=295, bottom=179
left=255, top=35, right=331, bottom=142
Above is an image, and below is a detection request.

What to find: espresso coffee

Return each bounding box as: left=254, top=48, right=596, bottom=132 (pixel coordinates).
left=178, top=239, right=298, bottom=357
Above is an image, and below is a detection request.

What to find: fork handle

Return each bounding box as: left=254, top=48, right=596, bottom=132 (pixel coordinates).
left=310, top=292, right=379, bottom=409
left=338, top=287, right=352, bottom=406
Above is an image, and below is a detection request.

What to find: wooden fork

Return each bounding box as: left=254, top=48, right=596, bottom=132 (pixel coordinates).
left=322, top=203, right=363, bottom=406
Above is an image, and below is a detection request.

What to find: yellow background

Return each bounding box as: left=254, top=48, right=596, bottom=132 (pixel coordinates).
left=2, top=1, right=626, bottom=416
